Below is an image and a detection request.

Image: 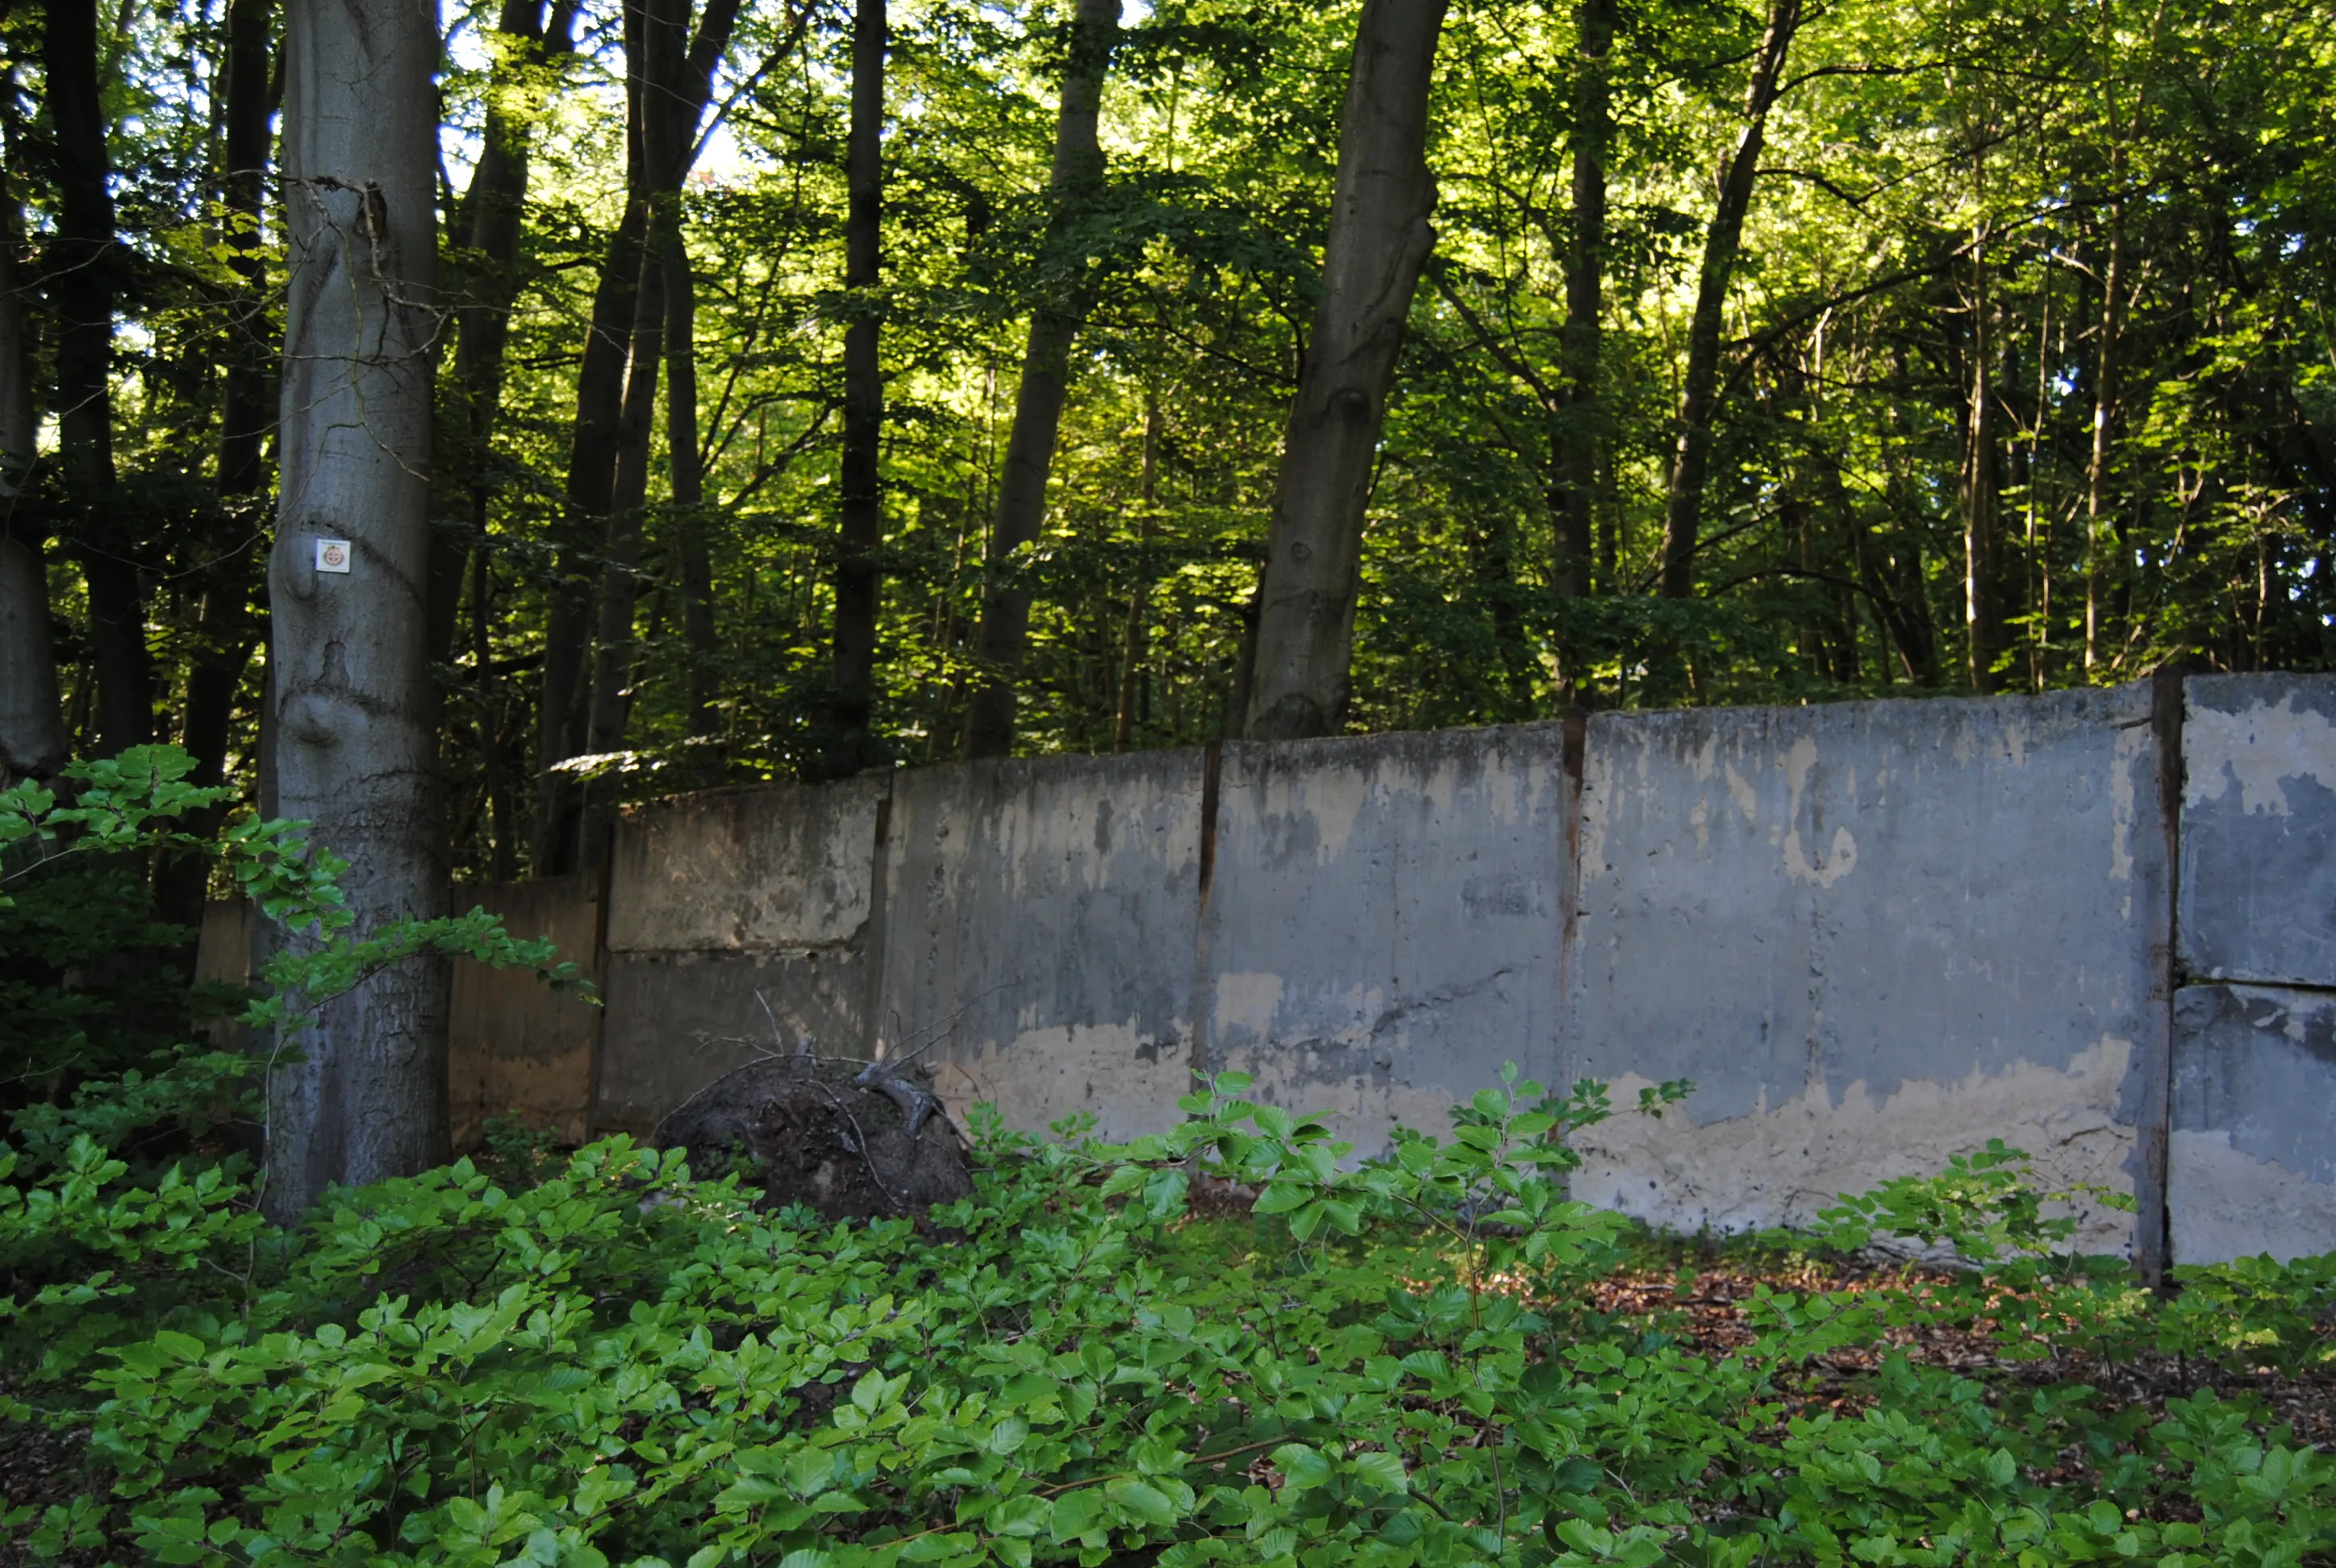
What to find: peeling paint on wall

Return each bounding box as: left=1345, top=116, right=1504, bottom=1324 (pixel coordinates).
left=931, top=1017, right=1191, bottom=1142
left=1570, top=1037, right=2138, bottom=1252
left=2180, top=677, right=2336, bottom=986
left=2168, top=1131, right=2336, bottom=1265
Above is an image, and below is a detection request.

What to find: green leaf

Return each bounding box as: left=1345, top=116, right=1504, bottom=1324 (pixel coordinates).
left=1272, top=1444, right=1334, bottom=1491
left=1107, top=1479, right=1178, bottom=1528
left=1350, top=1451, right=1408, bottom=1493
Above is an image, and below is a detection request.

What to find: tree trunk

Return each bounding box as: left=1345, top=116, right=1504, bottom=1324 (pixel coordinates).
left=435, top=0, right=582, bottom=673
left=0, top=77, right=65, bottom=782
left=582, top=248, right=666, bottom=765
left=662, top=227, right=720, bottom=739
left=535, top=0, right=738, bottom=868
left=47, top=0, right=148, bottom=754
left=177, top=0, right=275, bottom=811
left=1962, top=231, right=2004, bottom=692
left=1241, top=0, right=1450, bottom=740
left=2084, top=197, right=2124, bottom=674
left=265, top=0, right=448, bottom=1220
left=1553, top=0, right=1612, bottom=599
left=959, top=0, right=1124, bottom=760
left=1656, top=0, right=1800, bottom=600
left=824, top=0, right=886, bottom=778
left=217, top=0, right=275, bottom=499
left=1113, top=391, right=1162, bottom=753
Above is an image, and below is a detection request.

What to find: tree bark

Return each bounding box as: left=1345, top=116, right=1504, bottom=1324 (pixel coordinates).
left=265, top=0, right=448, bottom=1219
left=1962, top=231, right=2005, bottom=692
left=823, top=0, right=886, bottom=778
left=0, top=76, right=65, bottom=782
left=1554, top=0, right=1613, bottom=599
left=1656, top=0, right=1800, bottom=600
left=662, top=227, right=720, bottom=739
left=535, top=0, right=738, bottom=868
left=47, top=0, right=148, bottom=754
left=1113, top=391, right=1162, bottom=753
left=435, top=0, right=582, bottom=671
left=1241, top=0, right=1450, bottom=741
left=959, top=0, right=1124, bottom=760
left=582, top=247, right=666, bottom=764
left=2084, top=197, right=2125, bottom=674
left=217, top=0, right=275, bottom=499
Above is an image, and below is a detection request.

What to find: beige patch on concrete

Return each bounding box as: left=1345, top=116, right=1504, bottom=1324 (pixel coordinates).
left=932, top=1018, right=1191, bottom=1142
left=2169, top=1130, right=2336, bottom=1265
left=1569, top=1036, right=2138, bottom=1253
left=2186, top=692, right=2336, bottom=816
left=1210, top=1044, right=1466, bottom=1160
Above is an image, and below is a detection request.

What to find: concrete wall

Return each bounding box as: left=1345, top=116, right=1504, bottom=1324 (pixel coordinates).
left=1562, top=688, right=2163, bottom=1249
left=2169, top=675, right=2336, bottom=1261
left=1196, top=725, right=1575, bottom=1150
left=447, top=875, right=603, bottom=1148
left=192, top=672, right=2331, bottom=1264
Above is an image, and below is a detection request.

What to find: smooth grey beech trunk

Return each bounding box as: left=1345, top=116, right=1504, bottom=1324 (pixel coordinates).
left=959, top=0, right=1123, bottom=760
left=265, top=0, right=448, bottom=1220
left=1656, top=0, right=1800, bottom=600
left=0, top=127, right=65, bottom=783
left=1242, top=0, right=1450, bottom=741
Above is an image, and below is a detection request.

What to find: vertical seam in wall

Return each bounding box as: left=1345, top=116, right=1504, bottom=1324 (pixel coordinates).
left=863, top=774, right=896, bottom=1056
left=2138, top=667, right=2186, bottom=1289
left=1188, top=740, right=1224, bottom=1087
left=1554, top=710, right=1587, bottom=1097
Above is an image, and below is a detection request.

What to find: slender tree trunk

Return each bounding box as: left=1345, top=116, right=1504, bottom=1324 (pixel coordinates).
left=436, top=0, right=581, bottom=678
left=535, top=35, right=651, bottom=872
left=824, top=0, right=886, bottom=777
left=1242, top=0, right=1450, bottom=740
left=535, top=0, right=739, bottom=868
left=662, top=227, right=720, bottom=739
left=1963, top=230, right=2004, bottom=691
left=0, top=73, right=65, bottom=782
left=582, top=249, right=666, bottom=765
left=2084, top=196, right=2125, bottom=674
left=47, top=0, right=148, bottom=754
left=265, top=0, right=448, bottom=1219
left=1656, top=0, right=1800, bottom=599
left=960, top=0, right=1124, bottom=760
left=1113, top=391, right=1162, bottom=752
left=1554, top=0, right=1612, bottom=599
left=217, top=0, right=275, bottom=499
left=171, top=0, right=273, bottom=837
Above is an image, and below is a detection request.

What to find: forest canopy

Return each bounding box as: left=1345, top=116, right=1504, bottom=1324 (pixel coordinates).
left=0, top=0, right=2331, bottom=882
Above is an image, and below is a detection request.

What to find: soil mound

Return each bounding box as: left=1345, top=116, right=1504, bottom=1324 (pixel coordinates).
left=653, top=1055, right=974, bottom=1220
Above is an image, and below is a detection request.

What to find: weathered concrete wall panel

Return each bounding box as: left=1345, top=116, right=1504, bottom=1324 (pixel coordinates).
left=593, top=948, right=867, bottom=1138
left=1198, top=726, right=1572, bottom=1153
left=2180, top=675, right=2336, bottom=987
left=607, top=779, right=885, bottom=952
left=1565, top=687, right=2162, bottom=1245
left=2170, top=983, right=2336, bottom=1263
left=447, top=875, right=603, bottom=1148
left=874, top=752, right=1205, bottom=1140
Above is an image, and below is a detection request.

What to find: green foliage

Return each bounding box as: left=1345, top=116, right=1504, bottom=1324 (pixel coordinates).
left=4, top=1052, right=2334, bottom=1566
left=0, top=746, right=593, bottom=1378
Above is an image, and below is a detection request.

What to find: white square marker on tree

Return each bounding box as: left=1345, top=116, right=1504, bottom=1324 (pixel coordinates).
left=315, top=537, right=352, bottom=573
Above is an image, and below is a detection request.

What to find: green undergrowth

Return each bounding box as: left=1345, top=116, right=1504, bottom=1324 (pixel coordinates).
left=4, top=1073, right=2335, bottom=1568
